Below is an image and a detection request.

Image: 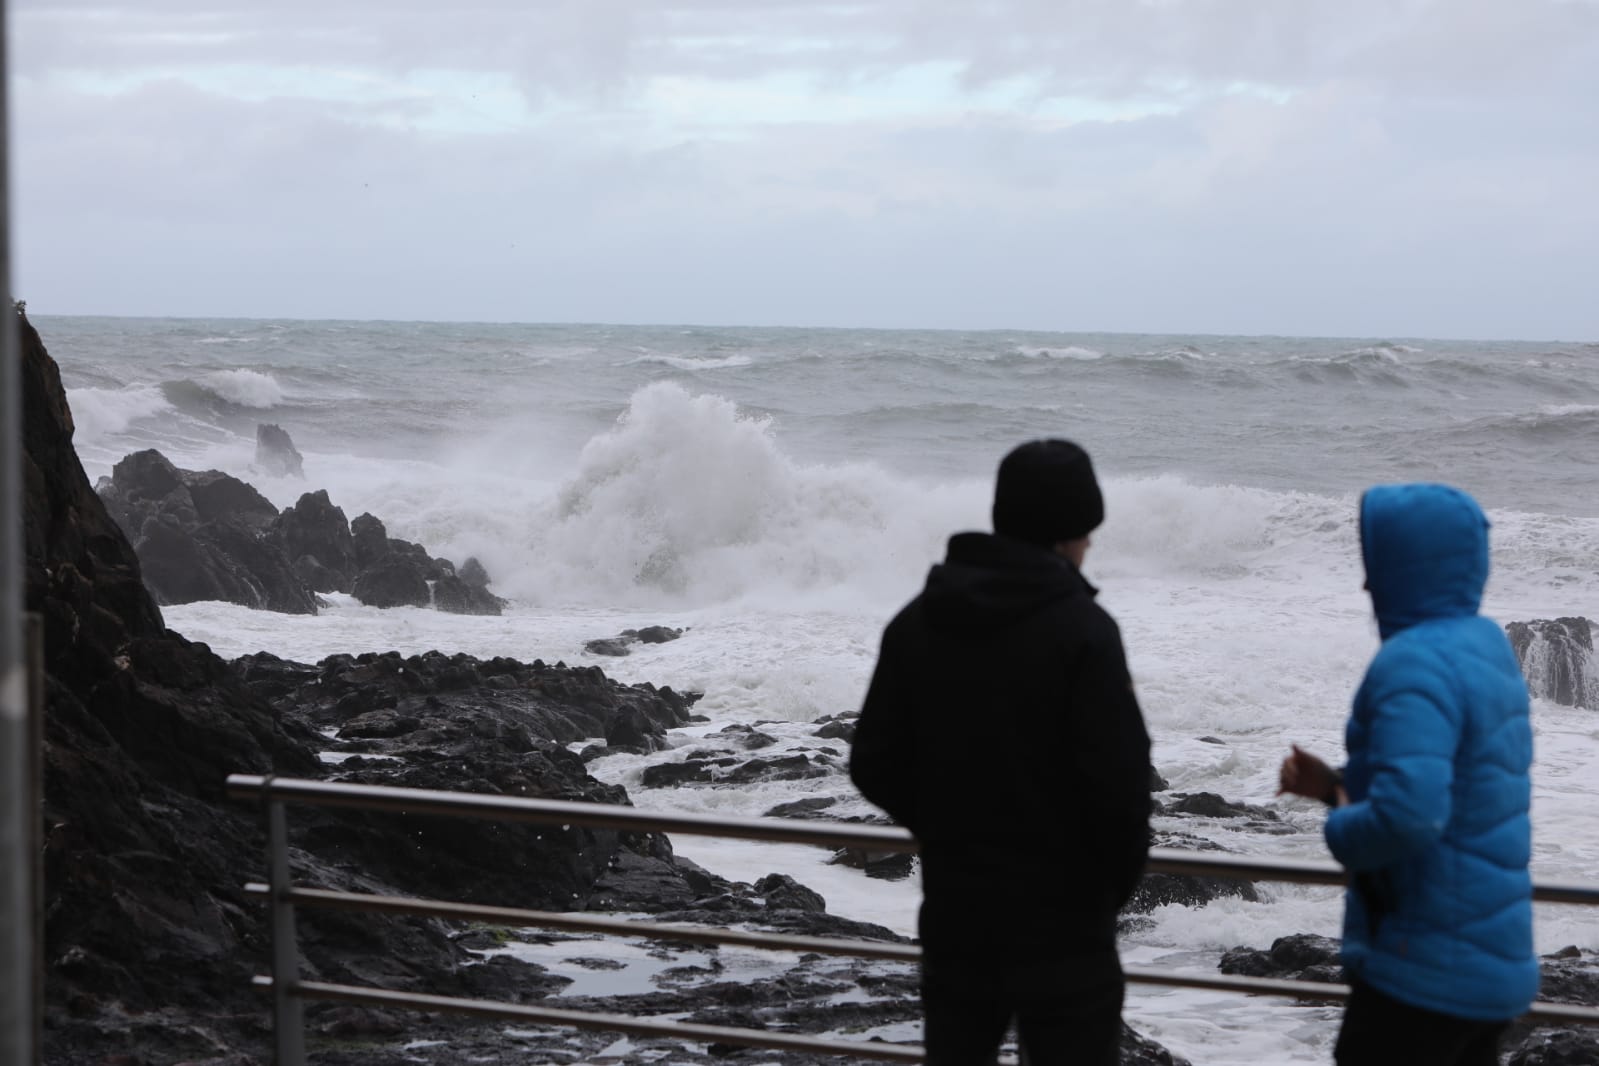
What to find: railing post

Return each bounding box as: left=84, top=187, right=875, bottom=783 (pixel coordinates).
left=267, top=796, right=306, bottom=1066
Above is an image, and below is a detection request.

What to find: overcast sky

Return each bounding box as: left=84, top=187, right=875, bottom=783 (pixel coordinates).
left=10, top=1, right=1599, bottom=338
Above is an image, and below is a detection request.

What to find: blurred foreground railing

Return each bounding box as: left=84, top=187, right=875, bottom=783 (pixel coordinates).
left=228, top=773, right=1599, bottom=1065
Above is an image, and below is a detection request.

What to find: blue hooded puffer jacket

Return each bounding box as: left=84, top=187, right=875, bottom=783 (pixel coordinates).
left=1325, top=483, right=1537, bottom=1020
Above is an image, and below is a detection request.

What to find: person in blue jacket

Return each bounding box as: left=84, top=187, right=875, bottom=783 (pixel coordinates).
left=1280, top=483, right=1538, bottom=1066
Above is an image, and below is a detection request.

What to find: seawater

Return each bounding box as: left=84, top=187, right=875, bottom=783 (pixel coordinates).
left=39, top=315, right=1599, bottom=1064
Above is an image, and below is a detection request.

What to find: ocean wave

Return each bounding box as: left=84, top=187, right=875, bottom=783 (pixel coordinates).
left=1348, top=342, right=1422, bottom=357
left=626, top=353, right=755, bottom=371
left=1433, top=406, right=1599, bottom=444
left=1015, top=345, right=1103, bottom=361
left=438, top=384, right=1364, bottom=608
left=162, top=370, right=285, bottom=414
left=66, top=384, right=174, bottom=441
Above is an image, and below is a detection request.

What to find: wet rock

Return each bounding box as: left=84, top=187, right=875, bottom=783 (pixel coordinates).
left=433, top=574, right=506, bottom=616
left=1507, top=1030, right=1599, bottom=1065
left=21, top=311, right=323, bottom=1064
left=1219, top=933, right=1343, bottom=984
left=459, top=556, right=492, bottom=588
left=756, top=873, right=827, bottom=913
left=349, top=512, right=391, bottom=570
left=254, top=422, right=304, bottom=478
left=1507, top=617, right=1597, bottom=709
left=274, top=489, right=356, bottom=592
left=812, top=715, right=856, bottom=742
left=585, top=626, right=685, bottom=657
left=98, top=451, right=316, bottom=614
left=351, top=554, right=431, bottom=608
left=828, top=848, right=917, bottom=881
left=764, top=797, right=838, bottom=819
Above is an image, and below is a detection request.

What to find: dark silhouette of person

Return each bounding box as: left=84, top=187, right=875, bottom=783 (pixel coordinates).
left=852, top=439, right=1153, bottom=1066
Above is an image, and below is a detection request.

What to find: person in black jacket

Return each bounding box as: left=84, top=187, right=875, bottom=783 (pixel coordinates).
left=850, top=439, right=1153, bottom=1066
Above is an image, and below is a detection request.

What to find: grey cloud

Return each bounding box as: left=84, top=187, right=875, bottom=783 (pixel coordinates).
left=9, top=1, right=1598, bottom=337
left=16, top=1, right=1599, bottom=102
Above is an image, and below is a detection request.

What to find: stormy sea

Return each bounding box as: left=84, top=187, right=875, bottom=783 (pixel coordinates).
left=44, top=314, right=1599, bottom=1064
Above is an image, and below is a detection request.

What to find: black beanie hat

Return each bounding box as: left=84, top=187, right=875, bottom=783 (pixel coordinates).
left=991, top=439, right=1104, bottom=547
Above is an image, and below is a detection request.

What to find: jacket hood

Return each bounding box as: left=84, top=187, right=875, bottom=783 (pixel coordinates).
left=1360, top=483, right=1489, bottom=639
left=922, top=531, right=1090, bottom=633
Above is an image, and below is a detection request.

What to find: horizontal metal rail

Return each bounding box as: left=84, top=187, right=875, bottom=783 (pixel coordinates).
left=227, top=774, right=1599, bottom=905
left=226, top=774, right=917, bottom=852
left=251, top=976, right=925, bottom=1062
left=1121, top=967, right=1599, bottom=1026
left=243, top=883, right=921, bottom=961
left=245, top=883, right=1599, bottom=1026
left=232, top=770, right=1599, bottom=1066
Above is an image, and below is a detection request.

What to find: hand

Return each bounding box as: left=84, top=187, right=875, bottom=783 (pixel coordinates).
left=1278, top=744, right=1341, bottom=804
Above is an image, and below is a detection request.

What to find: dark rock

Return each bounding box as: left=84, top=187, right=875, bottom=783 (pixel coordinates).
left=433, top=575, right=505, bottom=616
left=21, top=311, right=323, bottom=1063
left=183, top=470, right=279, bottom=531
left=719, top=723, right=778, bottom=750
left=629, top=626, right=684, bottom=644
left=585, top=626, right=684, bottom=658
left=350, top=512, right=390, bottom=570
left=254, top=422, right=304, bottom=478
left=274, top=489, right=356, bottom=593
left=813, top=719, right=856, bottom=742
left=352, top=555, right=431, bottom=608
left=755, top=873, right=827, bottom=913
left=764, top=797, right=838, bottom=819
left=1150, top=768, right=1170, bottom=791
left=1124, top=872, right=1260, bottom=918
left=1219, top=934, right=1343, bottom=985
left=829, top=849, right=917, bottom=881
left=641, top=761, right=716, bottom=788
left=97, top=450, right=314, bottom=615
left=1507, top=1029, right=1599, bottom=1065
left=1536, top=945, right=1599, bottom=1006
left=22, top=314, right=723, bottom=1066
left=459, top=556, right=492, bottom=588
left=1507, top=618, right=1597, bottom=709
left=1167, top=792, right=1281, bottom=821
left=725, top=754, right=828, bottom=785
left=1121, top=1022, right=1194, bottom=1066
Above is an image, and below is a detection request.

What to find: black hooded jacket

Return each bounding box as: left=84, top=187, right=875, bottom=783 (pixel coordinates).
left=850, top=532, right=1152, bottom=961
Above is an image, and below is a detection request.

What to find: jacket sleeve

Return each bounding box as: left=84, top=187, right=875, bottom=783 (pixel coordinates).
left=1069, top=613, right=1153, bottom=908
left=1325, top=643, right=1460, bottom=873
left=849, top=620, right=920, bottom=833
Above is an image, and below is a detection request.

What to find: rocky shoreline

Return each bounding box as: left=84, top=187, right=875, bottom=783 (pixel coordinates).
left=22, top=309, right=1599, bottom=1065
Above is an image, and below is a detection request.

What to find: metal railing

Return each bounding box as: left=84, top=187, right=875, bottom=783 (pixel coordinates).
left=228, top=773, right=1599, bottom=1065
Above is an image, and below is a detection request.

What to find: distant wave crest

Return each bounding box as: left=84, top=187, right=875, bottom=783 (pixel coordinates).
left=626, top=353, right=755, bottom=371
left=1015, top=345, right=1103, bottom=361
left=67, top=384, right=173, bottom=441
left=163, top=369, right=285, bottom=413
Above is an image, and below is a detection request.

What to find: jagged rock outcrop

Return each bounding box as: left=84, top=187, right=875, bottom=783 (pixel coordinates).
left=275, top=489, right=357, bottom=593
left=585, top=625, right=686, bottom=657
left=96, top=457, right=508, bottom=616
left=254, top=422, right=304, bottom=478
left=1220, top=933, right=1343, bottom=985
left=345, top=512, right=506, bottom=614
left=23, top=309, right=324, bottom=1063
left=96, top=450, right=318, bottom=614
left=1507, top=617, right=1598, bottom=709
left=29, top=312, right=928, bottom=1065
